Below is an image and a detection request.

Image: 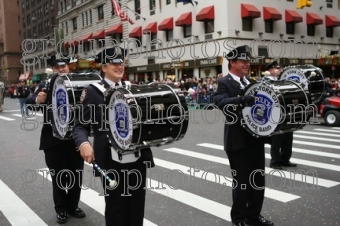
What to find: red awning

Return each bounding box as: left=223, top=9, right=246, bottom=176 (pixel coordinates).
left=306, top=12, right=323, bottom=25
left=196, top=5, right=214, bottom=21
left=326, top=15, right=340, bottom=27
left=64, top=42, right=69, bottom=48
left=285, top=10, right=303, bottom=23
left=175, top=12, right=192, bottom=26
left=263, top=6, right=282, bottom=21
left=80, top=33, right=93, bottom=42
left=71, top=40, right=79, bottom=46
left=241, top=4, right=261, bottom=18
left=143, top=22, right=157, bottom=34
left=92, top=30, right=105, bottom=39
left=105, top=24, right=123, bottom=35
left=129, top=26, right=142, bottom=37
left=158, top=17, right=173, bottom=30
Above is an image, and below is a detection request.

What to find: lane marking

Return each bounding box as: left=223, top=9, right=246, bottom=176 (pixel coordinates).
left=0, top=179, right=47, bottom=226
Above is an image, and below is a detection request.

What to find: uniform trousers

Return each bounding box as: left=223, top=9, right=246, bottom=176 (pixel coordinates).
left=270, top=132, right=293, bottom=165
left=226, top=143, right=265, bottom=223
left=44, top=142, right=84, bottom=213
left=101, top=152, right=148, bottom=226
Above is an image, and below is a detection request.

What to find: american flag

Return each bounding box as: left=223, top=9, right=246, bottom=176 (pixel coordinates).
left=111, top=0, right=134, bottom=25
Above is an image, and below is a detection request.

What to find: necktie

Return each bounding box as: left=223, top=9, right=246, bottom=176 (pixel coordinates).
left=240, top=77, right=247, bottom=86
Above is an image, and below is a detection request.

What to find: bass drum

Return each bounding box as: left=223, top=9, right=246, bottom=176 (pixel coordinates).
left=241, top=80, right=312, bottom=137
left=278, top=64, right=326, bottom=104
left=50, top=73, right=102, bottom=140
left=105, top=83, right=189, bottom=152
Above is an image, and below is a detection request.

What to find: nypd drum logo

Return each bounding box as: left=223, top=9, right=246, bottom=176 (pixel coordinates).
left=279, top=67, right=308, bottom=90
left=109, top=90, right=133, bottom=150
left=242, top=83, right=281, bottom=136
left=52, top=75, right=70, bottom=138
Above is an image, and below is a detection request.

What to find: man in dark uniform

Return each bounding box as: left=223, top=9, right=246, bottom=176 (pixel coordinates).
left=264, top=61, right=297, bottom=170
left=214, top=45, right=274, bottom=226
left=73, top=47, right=155, bottom=226
left=25, top=54, right=86, bottom=224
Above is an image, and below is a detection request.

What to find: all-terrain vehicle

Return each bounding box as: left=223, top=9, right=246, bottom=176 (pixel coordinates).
left=318, top=96, right=340, bottom=126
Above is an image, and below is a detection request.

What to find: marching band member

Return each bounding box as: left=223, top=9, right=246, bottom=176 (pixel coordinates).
left=214, top=45, right=274, bottom=226
left=73, top=47, right=155, bottom=226
left=25, top=54, right=86, bottom=224
left=264, top=61, right=297, bottom=170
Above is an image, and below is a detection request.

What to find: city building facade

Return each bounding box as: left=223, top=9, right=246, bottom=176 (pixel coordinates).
left=57, top=0, right=340, bottom=82
left=0, top=0, right=23, bottom=85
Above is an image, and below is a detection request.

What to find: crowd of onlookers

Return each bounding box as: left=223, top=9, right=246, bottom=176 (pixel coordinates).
left=325, top=77, right=340, bottom=97
left=130, top=76, right=220, bottom=107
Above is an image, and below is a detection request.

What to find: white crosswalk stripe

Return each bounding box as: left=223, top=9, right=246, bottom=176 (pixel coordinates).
left=0, top=126, right=339, bottom=225
left=0, top=180, right=47, bottom=226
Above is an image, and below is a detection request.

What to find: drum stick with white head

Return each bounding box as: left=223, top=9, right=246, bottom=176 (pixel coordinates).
left=92, top=160, right=117, bottom=187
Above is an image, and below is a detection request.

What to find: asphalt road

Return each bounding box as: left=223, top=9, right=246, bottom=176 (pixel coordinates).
left=0, top=97, right=339, bottom=226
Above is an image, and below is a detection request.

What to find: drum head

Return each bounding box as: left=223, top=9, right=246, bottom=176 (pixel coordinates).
left=241, top=82, right=283, bottom=137
left=279, top=67, right=308, bottom=90
left=51, top=74, right=74, bottom=139
left=107, top=88, right=133, bottom=150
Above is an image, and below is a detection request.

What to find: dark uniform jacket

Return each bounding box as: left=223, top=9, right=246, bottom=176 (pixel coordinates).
left=25, top=82, right=75, bottom=150
left=214, top=74, right=265, bottom=152
left=73, top=80, right=154, bottom=175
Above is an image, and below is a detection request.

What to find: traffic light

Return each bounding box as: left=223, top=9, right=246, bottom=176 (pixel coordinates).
left=296, top=0, right=312, bottom=9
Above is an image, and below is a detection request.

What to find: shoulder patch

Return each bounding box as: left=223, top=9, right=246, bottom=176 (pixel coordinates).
left=80, top=88, right=88, bottom=103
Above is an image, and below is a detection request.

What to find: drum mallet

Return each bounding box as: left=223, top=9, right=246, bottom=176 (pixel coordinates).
left=92, top=160, right=117, bottom=188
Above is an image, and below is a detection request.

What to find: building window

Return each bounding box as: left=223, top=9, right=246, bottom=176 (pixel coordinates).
left=166, top=30, right=173, bottom=41
left=204, top=21, right=214, bottom=33
left=286, top=22, right=295, bottom=34
left=149, top=0, right=155, bottom=10
left=242, top=18, right=253, bottom=31
left=72, top=17, right=77, bottom=31
left=85, top=12, right=88, bottom=26
left=97, top=5, right=104, bottom=20
left=326, top=0, right=333, bottom=8
left=183, top=25, right=192, bottom=37
left=89, top=10, right=92, bottom=24
left=72, top=0, right=76, bottom=7
left=258, top=46, right=268, bottom=57
left=307, top=24, right=315, bottom=36
left=60, top=1, right=63, bottom=13
left=326, top=27, right=333, bottom=37
left=65, top=21, right=68, bottom=33
left=135, top=0, right=140, bottom=16
left=166, top=0, right=171, bottom=4
left=265, top=20, right=273, bottom=33
left=112, top=33, right=123, bottom=43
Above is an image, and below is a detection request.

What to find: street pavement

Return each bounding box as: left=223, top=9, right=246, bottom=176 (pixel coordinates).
left=0, top=98, right=339, bottom=226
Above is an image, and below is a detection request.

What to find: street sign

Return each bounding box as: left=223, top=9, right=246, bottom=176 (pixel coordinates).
left=171, top=63, right=182, bottom=68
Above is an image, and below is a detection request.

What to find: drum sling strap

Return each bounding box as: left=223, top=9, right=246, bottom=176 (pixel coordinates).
left=90, top=82, right=141, bottom=164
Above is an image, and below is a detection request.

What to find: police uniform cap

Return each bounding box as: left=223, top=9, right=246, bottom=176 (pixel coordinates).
left=95, top=46, right=126, bottom=64
left=225, top=45, right=253, bottom=60
left=47, top=53, right=70, bottom=67
left=264, top=61, right=281, bottom=71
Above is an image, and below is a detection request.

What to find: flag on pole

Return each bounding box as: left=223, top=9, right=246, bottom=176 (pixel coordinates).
left=176, top=0, right=195, bottom=6
left=110, top=0, right=134, bottom=24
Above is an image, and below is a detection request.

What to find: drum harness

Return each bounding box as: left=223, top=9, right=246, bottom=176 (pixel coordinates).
left=90, top=82, right=141, bottom=163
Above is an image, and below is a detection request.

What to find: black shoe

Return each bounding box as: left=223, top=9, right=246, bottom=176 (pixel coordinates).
left=67, top=208, right=86, bottom=218
left=56, top=211, right=68, bottom=224
left=232, top=222, right=245, bottom=226
left=280, top=161, right=297, bottom=167
left=245, top=215, right=274, bottom=226
left=269, top=163, right=282, bottom=170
